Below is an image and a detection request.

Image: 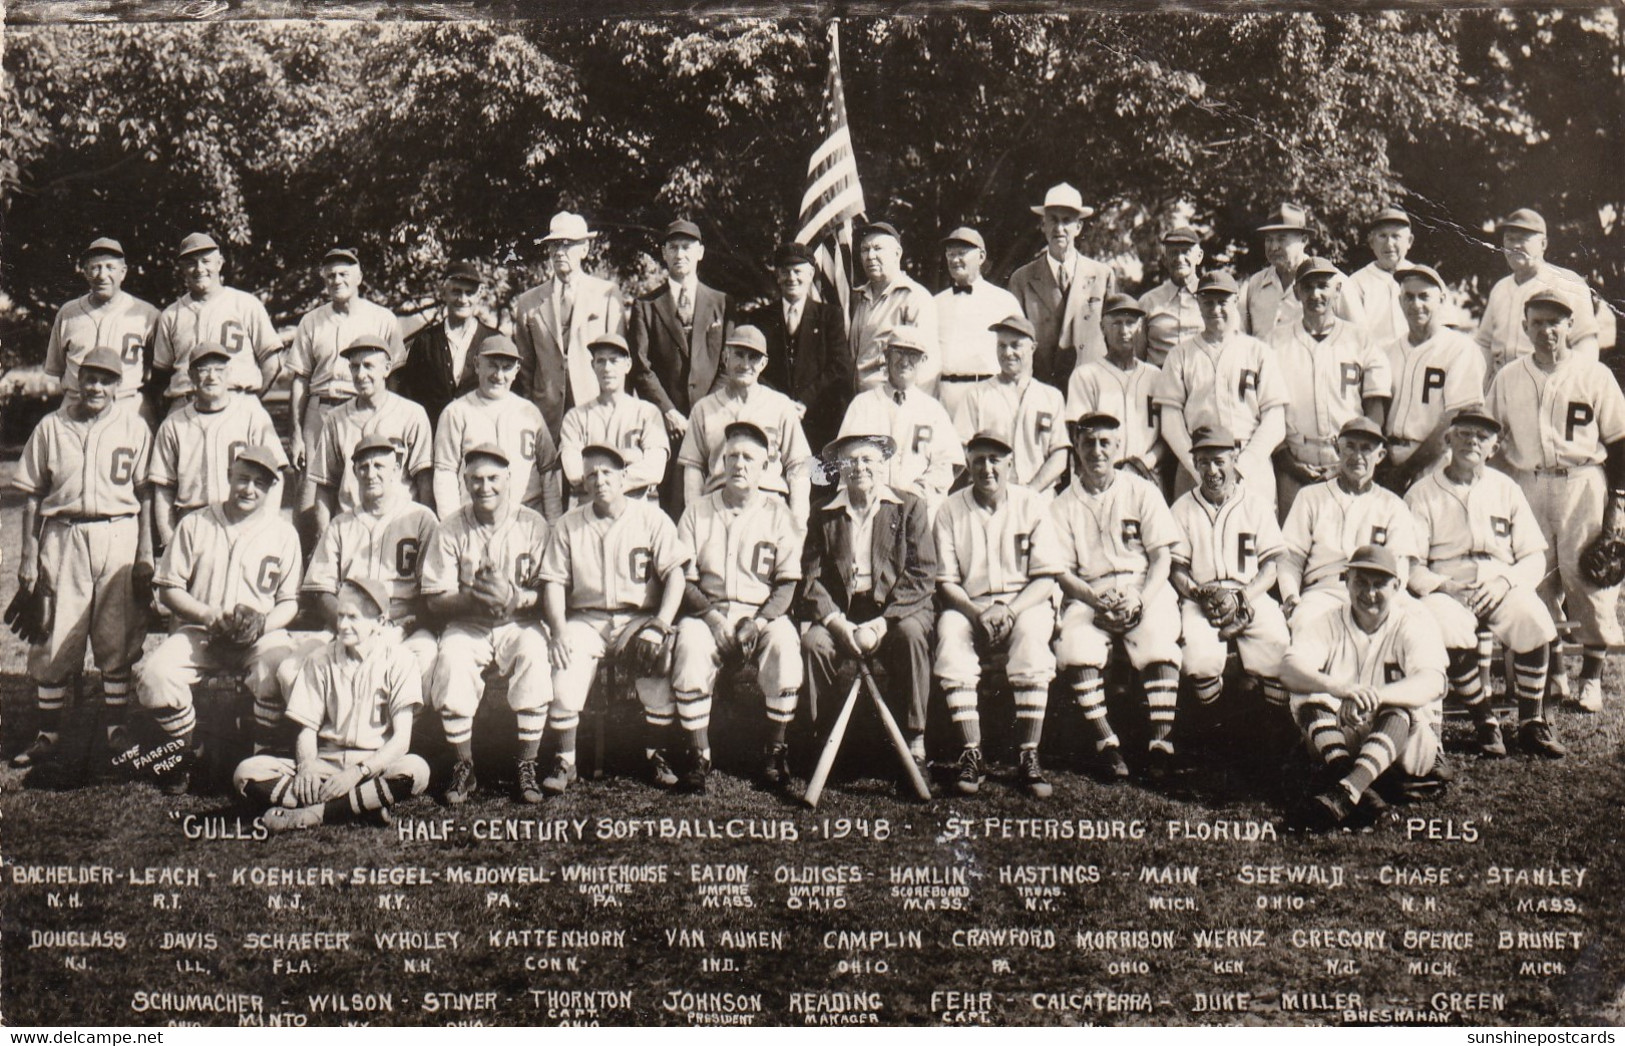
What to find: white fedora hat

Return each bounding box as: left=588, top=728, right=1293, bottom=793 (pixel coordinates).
left=540, top=211, right=598, bottom=243
left=1030, top=182, right=1095, bottom=219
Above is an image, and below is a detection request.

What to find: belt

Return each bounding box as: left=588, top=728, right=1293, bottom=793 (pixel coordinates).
left=316, top=394, right=354, bottom=406
left=56, top=515, right=131, bottom=525
left=940, top=374, right=993, bottom=383
left=1532, top=463, right=1598, bottom=477
left=1387, top=437, right=1419, bottom=448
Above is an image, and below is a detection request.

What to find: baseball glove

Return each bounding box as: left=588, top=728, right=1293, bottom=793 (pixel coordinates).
left=4, top=584, right=50, bottom=646
left=1200, top=584, right=1253, bottom=642
left=1578, top=533, right=1625, bottom=589
left=1096, top=592, right=1142, bottom=635
left=210, top=604, right=265, bottom=649
left=733, top=616, right=761, bottom=660
left=610, top=615, right=674, bottom=678
left=469, top=563, right=518, bottom=621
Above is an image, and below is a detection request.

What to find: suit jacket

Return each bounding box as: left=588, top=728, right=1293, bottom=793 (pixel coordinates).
left=512, top=273, right=626, bottom=437
left=798, top=488, right=937, bottom=625
left=1008, top=251, right=1115, bottom=385
left=390, top=318, right=499, bottom=422
left=628, top=281, right=730, bottom=417
left=746, top=296, right=852, bottom=450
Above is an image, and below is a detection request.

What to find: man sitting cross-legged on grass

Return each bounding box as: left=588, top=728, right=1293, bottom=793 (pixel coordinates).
left=1279, top=544, right=1448, bottom=831
left=233, top=577, right=430, bottom=832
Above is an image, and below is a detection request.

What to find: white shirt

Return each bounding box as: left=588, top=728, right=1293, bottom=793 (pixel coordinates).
left=828, top=486, right=902, bottom=595
left=443, top=318, right=477, bottom=385
left=934, top=277, right=1024, bottom=378
left=784, top=298, right=805, bottom=336
left=668, top=277, right=699, bottom=315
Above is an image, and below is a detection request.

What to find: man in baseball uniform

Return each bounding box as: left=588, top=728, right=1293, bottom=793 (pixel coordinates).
left=1239, top=203, right=1359, bottom=337
left=1066, top=293, right=1166, bottom=491
left=538, top=444, right=690, bottom=793
left=558, top=333, right=670, bottom=503
left=309, top=336, right=434, bottom=536
left=1405, top=411, right=1563, bottom=758
left=1008, top=183, right=1116, bottom=384
left=1270, top=257, right=1394, bottom=518
left=44, top=237, right=159, bottom=423
left=421, top=444, right=554, bottom=805
left=432, top=335, right=562, bottom=522
left=1139, top=226, right=1204, bottom=367
left=950, top=315, right=1069, bottom=493
left=934, top=432, right=1064, bottom=798
left=1154, top=270, right=1287, bottom=504
left=1476, top=209, right=1600, bottom=375
left=233, top=577, right=431, bottom=831
left=1380, top=263, right=1487, bottom=490
left=1485, top=290, right=1625, bottom=713
left=285, top=247, right=404, bottom=473
left=848, top=221, right=939, bottom=394
left=148, top=233, right=282, bottom=416
left=136, top=446, right=302, bottom=793
left=1344, top=207, right=1415, bottom=349
left=1169, top=427, right=1290, bottom=711
left=1279, top=417, right=1421, bottom=630
left=934, top=226, right=1023, bottom=414
left=150, top=344, right=288, bottom=555
left=677, top=325, right=813, bottom=524
left=1280, top=544, right=1448, bottom=831
left=11, top=346, right=155, bottom=775
left=1052, top=413, right=1183, bottom=781
left=671, top=423, right=804, bottom=790
left=837, top=329, right=965, bottom=518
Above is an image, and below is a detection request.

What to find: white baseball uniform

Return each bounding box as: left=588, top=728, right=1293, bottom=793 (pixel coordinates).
left=558, top=392, right=670, bottom=495
left=1170, top=487, right=1290, bottom=679
left=1269, top=319, right=1393, bottom=478
left=309, top=391, right=433, bottom=514
left=1065, top=358, right=1164, bottom=474
left=153, top=287, right=281, bottom=400
left=44, top=291, right=159, bottom=402
left=285, top=299, right=405, bottom=467
left=950, top=377, right=1067, bottom=488
left=150, top=393, right=288, bottom=518
left=1281, top=478, right=1421, bottom=626
left=1476, top=264, right=1600, bottom=374
left=1154, top=331, right=1288, bottom=501
left=432, top=389, right=561, bottom=520
left=837, top=385, right=965, bottom=517
left=677, top=385, right=812, bottom=498
left=1383, top=327, right=1486, bottom=465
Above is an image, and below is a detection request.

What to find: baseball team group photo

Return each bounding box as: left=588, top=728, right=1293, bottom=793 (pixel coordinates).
left=3, top=9, right=1624, bottom=1028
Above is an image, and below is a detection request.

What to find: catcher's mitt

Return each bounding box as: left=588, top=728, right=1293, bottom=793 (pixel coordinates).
left=1200, top=584, right=1253, bottom=641
left=610, top=614, right=674, bottom=678
left=1578, top=533, right=1625, bottom=589
left=210, top=604, right=265, bottom=648
left=469, top=563, right=518, bottom=620
left=4, top=584, right=51, bottom=646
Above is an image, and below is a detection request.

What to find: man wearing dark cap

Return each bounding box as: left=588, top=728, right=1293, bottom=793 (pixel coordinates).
left=392, top=261, right=502, bottom=422
left=1138, top=225, right=1204, bottom=366
left=1382, top=263, right=1486, bottom=489
left=149, top=232, right=283, bottom=417
left=950, top=315, right=1069, bottom=492
left=1485, top=289, right=1625, bottom=714
left=745, top=241, right=851, bottom=452
left=136, top=446, right=303, bottom=794
left=1269, top=256, right=1393, bottom=518
left=1067, top=293, right=1167, bottom=489
left=11, top=346, right=156, bottom=778
left=1281, top=544, right=1449, bottom=831
left=629, top=220, right=732, bottom=443
left=44, top=236, right=160, bottom=423
left=558, top=333, right=670, bottom=503
left=513, top=212, right=627, bottom=438
left=1476, top=208, right=1599, bottom=375
left=1008, top=182, right=1117, bottom=383
left=934, top=226, right=1023, bottom=413
left=1279, top=416, right=1421, bottom=631
left=1239, top=203, right=1358, bottom=337
left=848, top=221, right=938, bottom=392
left=286, top=247, right=405, bottom=475
left=1346, top=207, right=1416, bottom=348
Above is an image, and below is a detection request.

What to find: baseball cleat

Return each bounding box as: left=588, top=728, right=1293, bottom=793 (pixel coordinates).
left=645, top=750, right=679, bottom=790
left=445, top=759, right=478, bottom=804
left=953, top=747, right=986, bottom=796
left=1547, top=670, right=1571, bottom=705
left=758, top=743, right=791, bottom=790
left=1575, top=678, right=1604, bottom=714
left=1517, top=720, right=1566, bottom=759
left=1304, top=786, right=1357, bottom=832
left=1016, top=748, right=1052, bottom=799
left=1144, top=742, right=1176, bottom=782
left=263, top=805, right=324, bottom=833
left=1095, top=745, right=1130, bottom=783
left=516, top=759, right=544, bottom=804
left=680, top=754, right=711, bottom=794
left=158, top=750, right=197, bottom=796
left=541, top=756, right=578, bottom=796
left=11, top=732, right=60, bottom=769
left=1473, top=717, right=1507, bottom=758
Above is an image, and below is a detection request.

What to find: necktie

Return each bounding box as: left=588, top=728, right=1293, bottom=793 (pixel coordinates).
left=952, top=284, right=973, bottom=295
left=786, top=302, right=800, bottom=336
left=893, top=388, right=905, bottom=406
left=558, top=278, right=575, bottom=334
left=1058, top=263, right=1072, bottom=297
left=678, top=284, right=693, bottom=327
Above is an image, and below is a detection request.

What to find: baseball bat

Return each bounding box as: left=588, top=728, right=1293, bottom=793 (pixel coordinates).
left=802, top=673, right=863, bottom=809
left=860, top=662, right=931, bottom=801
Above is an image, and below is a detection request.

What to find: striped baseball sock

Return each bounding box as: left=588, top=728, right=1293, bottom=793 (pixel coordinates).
left=1013, top=688, right=1047, bottom=750
left=153, top=705, right=196, bottom=744
left=1512, top=647, right=1549, bottom=726
left=765, top=691, right=797, bottom=746
left=674, top=689, right=712, bottom=751
left=35, top=684, right=68, bottom=736
left=945, top=689, right=981, bottom=748
left=1447, top=648, right=1491, bottom=721
left=1294, top=696, right=1349, bottom=767
left=1071, top=668, right=1117, bottom=751
left=1343, top=708, right=1410, bottom=798
left=102, top=675, right=130, bottom=730
left=1258, top=676, right=1287, bottom=707
left=1143, top=662, right=1178, bottom=747
left=516, top=709, right=547, bottom=761
left=1581, top=646, right=1605, bottom=682
left=1190, top=674, right=1223, bottom=705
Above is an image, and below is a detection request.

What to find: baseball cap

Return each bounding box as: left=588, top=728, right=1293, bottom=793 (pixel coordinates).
left=1498, top=209, right=1546, bottom=236
left=541, top=212, right=597, bottom=243
left=177, top=232, right=219, bottom=258
left=463, top=442, right=511, bottom=467
left=587, top=332, right=631, bottom=356
left=988, top=314, right=1036, bottom=339
left=1523, top=289, right=1573, bottom=317
left=1346, top=544, right=1400, bottom=580
left=1368, top=206, right=1412, bottom=231
left=1257, top=203, right=1311, bottom=233
left=1337, top=416, right=1387, bottom=444
left=1195, top=270, right=1239, bottom=296
left=1068, top=411, right=1121, bottom=432
left=1161, top=226, right=1201, bottom=246
left=1031, top=182, right=1094, bottom=219
left=942, top=227, right=986, bottom=250
left=1101, top=293, right=1146, bottom=317
left=478, top=335, right=522, bottom=360
left=1294, top=257, right=1342, bottom=284
left=351, top=434, right=403, bottom=461
left=1190, top=425, right=1239, bottom=453
left=823, top=433, right=896, bottom=461
left=724, top=325, right=769, bottom=356
left=884, top=328, right=931, bottom=355
left=774, top=242, right=816, bottom=267
left=340, top=335, right=392, bottom=360
left=859, top=221, right=903, bottom=244
left=1450, top=409, right=1502, bottom=435
left=83, top=237, right=125, bottom=259
left=189, top=343, right=233, bottom=368
left=322, top=247, right=360, bottom=266
left=663, top=219, right=703, bottom=244
left=965, top=431, right=1014, bottom=457
left=233, top=444, right=283, bottom=480
left=723, top=421, right=770, bottom=450
left=340, top=576, right=395, bottom=620
left=444, top=260, right=482, bottom=284
left=580, top=443, right=627, bottom=469
left=1394, top=263, right=1446, bottom=290
left=79, top=345, right=125, bottom=378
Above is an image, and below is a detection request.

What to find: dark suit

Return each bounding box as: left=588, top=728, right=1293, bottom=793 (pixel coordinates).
left=746, top=297, right=852, bottom=452
left=390, top=318, right=498, bottom=421
left=798, top=488, right=937, bottom=731
left=628, top=281, right=730, bottom=418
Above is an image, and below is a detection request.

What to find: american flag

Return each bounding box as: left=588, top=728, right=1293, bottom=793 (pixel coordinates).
left=795, top=20, right=866, bottom=316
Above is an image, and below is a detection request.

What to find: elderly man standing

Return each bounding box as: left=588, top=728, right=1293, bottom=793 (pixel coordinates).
left=392, top=261, right=501, bottom=422
left=934, top=227, right=1022, bottom=414
left=514, top=212, right=627, bottom=438
left=847, top=221, right=938, bottom=393
left=1240, top=203, right=1357, bottom=337
left=950, top=315, right=1069, bottom=493
left=1066, top=294, right=1166, bottom=489
left=1380, top=263, right=1486, bottom=490
left=630, top=220, right=731, bottom=444
left=837, top=330, right=965, bottom=518
left=746, top=242, right=851, bottom=453
left=1009, top=183, right=1115, bottom=385
left=1138, top=226, right=1204, bottom=367
left=44, top=237, right=159, bottom=423
left=1475, top=208, right=1600, bottom=375
left=1345, top=207, right=1416, bottom=349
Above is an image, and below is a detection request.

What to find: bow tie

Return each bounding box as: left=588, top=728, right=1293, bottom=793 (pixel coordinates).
left=951, top=284, right=974, bottom=295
